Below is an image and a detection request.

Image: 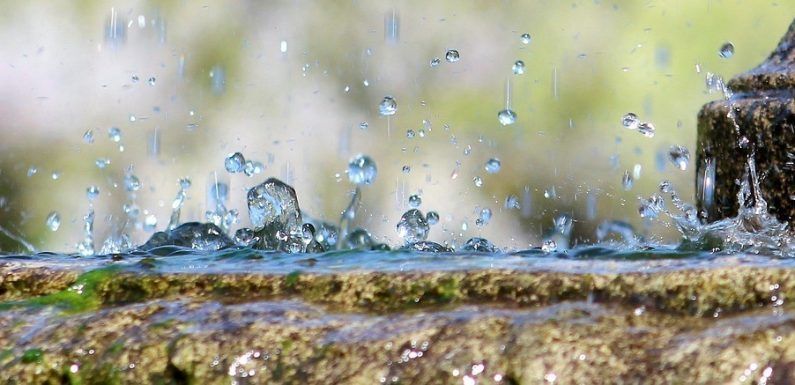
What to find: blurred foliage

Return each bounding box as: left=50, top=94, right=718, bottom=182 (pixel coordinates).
left=0, top=0, right=791, bottom=252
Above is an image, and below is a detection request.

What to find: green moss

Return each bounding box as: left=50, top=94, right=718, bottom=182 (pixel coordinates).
left=21, top=348, right=42, bottom=363
left=0, top=267, right=120, bottom=313
left=285, top=271, right=301, bottom=289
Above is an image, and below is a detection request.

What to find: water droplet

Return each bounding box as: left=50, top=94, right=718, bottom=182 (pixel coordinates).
left=719, top=42, right=734, bottom=59
left=95, top=158, right=111, bottom=169
left=131, top=74, right=139, bottom=83
left=396, top=209, right=429, bottom=243
left=406, top=129, right=415, bottom=138
left=462, top=237, right=497, bottom=252
left=26, top=166, right=37, bottom=177
left=87, top=185, right=100, bottom=201
left=225, top=152, right=246, bottom=173
left=108, top=127, right=122, bottom=142
left=148, top=76, right=156, bottom=86
left=473, top=176, right=483, bottom=187
left=553, top=214, right=572, bottom=235
left=347, top=154, right=378, bottom=185
left=378, top=96, right=398, bottom=116
left=359, top=122, right=369, bottom=130
left=445, top=49, right=460, bottom=63
left=622, top=171, right=633, bottom=191
left=520, top=33, right=532, bottom=44
left=124, top=173, right=141, bottom=192
left=430, top=57, right=441, bottom=67
left=637, top=122, right=655, bottom=138
left=408, top=194, right=422, bottom=208
left=505, top=194, right=520, bottom=210
left=402, top=165, right=411, bottom=174
left=497, top=109, right=517, bottom=126
left=621, top=113, right=639, bottom=130
left=234, top=228, right=258, bottom=247
left=51, top=171, right=61, bottom=180
left=668, top=145, right=690, bottom=171
left=638, top=195, right=665, bottom=219
left=247, top=178, right=303, bottom=248
left=463, top=145, right=472, bottom=156
left=46, top=211, right=61, bottom=231
left=485, top=158, right=501, bottom=174
left=143, top=214, right=158, bottom=231
left=280, top=40, right=288, bottom=53
left=476, top=208, right=492, bottom=227
left=541, top=239, right=557, bottom=252
left=426, top=211, right=440, bottom=225
left=83, top=129, right=95, bottom=144
left=512, top=60, right=525, bottom=75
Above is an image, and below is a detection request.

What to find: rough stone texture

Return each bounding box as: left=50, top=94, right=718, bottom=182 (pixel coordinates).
left=6, top=260, right=795, bottom=383
left=697, top=18, right=795, bottom=226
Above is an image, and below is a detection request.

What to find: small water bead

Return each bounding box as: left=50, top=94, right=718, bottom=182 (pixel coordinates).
left=497, top=109, right=517, bottom=126
left=234, top=228, right=256, bottom=247
left=553, top=213, right=572, bottom=235
left=83, top=129, right=95, bottom=144
left=131, top=74, right=139, bottom=83
left=430, top=57, right=441, bottom=67
left=143, top=214, right=157, bottom=231
left=108, top=127, right=122, bottom=142
left=462, top=237, right=497, bottom=252
left=87, top=185, right=100, bottom=201
left=225, top=152, right=246, bottom=173
left=359, top=122, right=369, bottom=130
left=408, top=194, right=422, bottom=208
left=95, top=158, right=111, bottom=169
left=622, top=171, right=633, bottom=191
left=46, top=211, right=61, bottom=231
left=396, top=209, right=430, bottom=243
left=123, top=173, right=141, bottom=192
left=244, top=160, right=256, bottom=176
left=621, top=113, right=639, bottom=130
left=637, top=122, right=655, bottom=138
left=505, top=194, right=520, bottom=210
left=484, top=158, right=501, bottom=174
left=402, top=165, right=411, bottom=174
left=541, top=239, right=557, bottom=252
left=406, top=129, right=415, bottom=138
left=426, top=211, right=439, bottom=225
left=638, top=195, right=665, bottom=219
left=347, top=154, right=378, bottom=185
left=476, top=208, right=492, bottom=227
left=445, top=49, right=460, bottom=63
left=668, top=145, right=690, bottom=171
left=51, top=171, right=61, bottom=180
left=26, top=166, right=37, bottom=177
left=512, top=60, right=525, bottom=75
left=520, top=33, right=532, bottom=44
left=463, top=145, right=472, bottom=156
left=659, top=180, right=673, bottom=193
left=148, top=76, right=156, bottom=86
left=473, top=176, right=483, bottom=187
left=719, top=42, right=735, bottom=59
left=378, top=96, right=398, bottom=116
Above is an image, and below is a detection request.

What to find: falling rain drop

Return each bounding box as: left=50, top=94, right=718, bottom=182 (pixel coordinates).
left=668, top=145, right=690, bottom=171
left=520, top=33, right=532, bottom=44
left=408, top=194, right=422, bottom=208
left=46, top=212, right=61, bottom=231
left=719, top=42, right=735, bottom=59
left=347, top=154, right=378, bottom=185
left=87, top=186, right=100, bottom=201
left=497, top=109, right=517, bottom=126
left=512, top=60, right=525, bottom=75
left=476, top=208, right=492, bottom=227
left=473, top=176, right=483, bottom=187
left=637, top=122, right=655, bottom=138
left=445, top=49, right=460, bottom=63
left=378, top=96, right=398, bottom=116
left=484, top=158, right=501, bottom=174
left=622, top=171, right=633, bottom=191
left=621, top=113, right=639, bottom=130
left=426, top=211, right=440, bottom=225
left=108, top=127, right=122, bottom=142
left=430, top=58, right=441, bottom=67
left=225, top=152, right=246, bottom=173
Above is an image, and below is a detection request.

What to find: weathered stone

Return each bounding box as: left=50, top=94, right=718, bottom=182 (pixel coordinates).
left=697, top=18, right=795, bottom=226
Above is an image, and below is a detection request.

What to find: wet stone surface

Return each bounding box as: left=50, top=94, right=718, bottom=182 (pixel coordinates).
left=697, top=18, right=795, bottom=227
left=3, top=250, right=795, bottom=383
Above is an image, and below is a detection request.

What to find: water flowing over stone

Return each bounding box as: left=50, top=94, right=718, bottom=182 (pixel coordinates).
left=462, top=237, right=497, bottom=252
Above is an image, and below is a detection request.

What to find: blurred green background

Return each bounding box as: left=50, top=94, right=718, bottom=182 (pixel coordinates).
left=0, top=0, right=791, bottom=252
